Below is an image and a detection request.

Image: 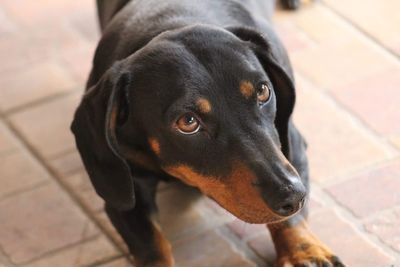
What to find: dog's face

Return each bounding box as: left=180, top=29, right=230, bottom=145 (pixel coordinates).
left=72, top=25, right=306, bottom=223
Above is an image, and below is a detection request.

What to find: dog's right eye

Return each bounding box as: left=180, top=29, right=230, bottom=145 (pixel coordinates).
left=257, top=82, right=271, bottom=106
left=175, top=113, right=201, bottom=135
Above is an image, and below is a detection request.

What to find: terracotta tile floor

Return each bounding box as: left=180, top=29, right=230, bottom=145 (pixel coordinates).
left=0, top=1, right=399, bottom=266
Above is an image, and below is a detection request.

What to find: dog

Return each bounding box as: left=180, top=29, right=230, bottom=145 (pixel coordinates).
left=71, top=0, right=345, bottom=266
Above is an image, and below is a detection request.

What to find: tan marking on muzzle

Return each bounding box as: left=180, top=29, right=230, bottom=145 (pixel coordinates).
left=164, top=162, right=281, bottom=223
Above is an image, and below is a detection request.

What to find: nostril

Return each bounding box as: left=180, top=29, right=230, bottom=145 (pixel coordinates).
left=277, top=203, right=296, bottom=217
left=275, top=195, right=306, bottom=217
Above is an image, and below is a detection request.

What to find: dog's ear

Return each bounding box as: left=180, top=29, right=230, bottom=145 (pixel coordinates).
left=71, top=63, right=135, bottom=211
left=227, top=26, right=295, bottom=157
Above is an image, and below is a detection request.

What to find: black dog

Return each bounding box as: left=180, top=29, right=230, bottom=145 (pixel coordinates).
left=71, top=0, right=345, bottom=266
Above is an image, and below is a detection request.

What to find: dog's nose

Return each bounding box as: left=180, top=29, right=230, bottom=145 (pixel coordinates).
left=266, top=178, right=307, bottom=217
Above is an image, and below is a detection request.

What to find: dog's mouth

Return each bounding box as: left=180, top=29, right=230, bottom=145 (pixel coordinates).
left=207, top=193, right=302, bottom=224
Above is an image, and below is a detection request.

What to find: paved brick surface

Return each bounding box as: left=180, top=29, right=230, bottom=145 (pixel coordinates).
left=0, top=1, right=399, bottom=267
left=24, top=236, right=119, bottom=267
left=309, top=209, right=394, bottom=267
left=324, top=0, right=400, bottom=56
left=9, top=93, right=81, bottom=159
left=0, top=183, right=98, bottom=264
left=0, top=60, right=76, bottom=112
left=364, top=207, right=400, bottom=253
left=0, top=120, right=18, bottom=155
left=98, top=258, right=133, bottom=267
left=293, top=76, right=395, bottom=183
left=333, top=67, right=400, bottom=136
left=0, top=149, right=50, bottom=198
left=327, top=160, right=400, bottom=218
left=173, top=229, right=255, bottom=267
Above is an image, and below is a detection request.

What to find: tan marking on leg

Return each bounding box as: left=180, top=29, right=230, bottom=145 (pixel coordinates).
left=240, top=80, right=255, bottom=99
left=196, top=98, right=212, bottom=113
left=268, top=220, right=344, bottom=266
left=151, top=220, right=174, bottom=267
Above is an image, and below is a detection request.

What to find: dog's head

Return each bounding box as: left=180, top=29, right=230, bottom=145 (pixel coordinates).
left=71, top=25, right=306, bottom=223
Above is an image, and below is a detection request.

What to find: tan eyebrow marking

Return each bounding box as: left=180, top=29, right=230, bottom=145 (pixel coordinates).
left=196, top=98, right=212, bottom=113
left=240, top=80, right=255, bottom=99
left=148, top=137, right=161, bottom=156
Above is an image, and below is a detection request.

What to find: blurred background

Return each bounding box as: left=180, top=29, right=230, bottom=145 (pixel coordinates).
left=0, top=0, right=399, bottom=266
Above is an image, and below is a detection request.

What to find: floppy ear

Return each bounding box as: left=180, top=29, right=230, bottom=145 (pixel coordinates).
left=71, top=63, right=135, bottom=211
left=227, top=26, right=296, bottom=158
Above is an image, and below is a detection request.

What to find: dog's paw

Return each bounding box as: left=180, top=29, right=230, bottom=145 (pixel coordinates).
left=281, top=0, right=301, bottom=10
left=277, top=243, right=345, bottom=267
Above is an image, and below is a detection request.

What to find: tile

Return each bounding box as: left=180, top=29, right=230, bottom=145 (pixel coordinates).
left=333, top=68, right=400, bottom=136
left=309, top=209, right=394, bottom=267
left=173, top=229, right=255, bottom=267
left=0, top=22, right=91, bottom=74
left=364, top=207, right=400, bottom=253
left=292, top=39, right=396, bottom=90
left=391, top=135, right=400, bottom=150
left=247, top=231, right=276, bottom=265
left=0, top=150, right=50, bottom=198
left=157, top=182, right=234, bottom=243
left=287, top=5, right=398, bottom=89
left=293, top=77, right=394, bottom=182
left=324, top=0, right=400, bottom=56
left=96, top=212, right=128, bottom=254
left=49, top=150, right=84, bottom=177
left=0, top=7, right=16, bottom=36
left=326, top=160, right=400, bottom=218
left=289, top=5, right=355, bottom=46
left=0, top=60, right=76, bottom=111
left=9, top=92, right=81, bottom=159
left=0, top=121, right=19, bottom=155
left=227, top=219, right=267, bottom=241
left=61, top=170, right=104, bottom=213
left=274, top=21, right=314, bottom=54
left=60, top=46, right=94, bottom=86
left=0, top=183, right=98, bottom=264
left=98, top=258, right=133, bottom=267
left=1, top=0, right=94, bottom=27
left=25, top=235, right=119, bottom=267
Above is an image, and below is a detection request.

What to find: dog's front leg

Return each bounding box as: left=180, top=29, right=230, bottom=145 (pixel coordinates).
left=105, top=198, right=174, bottom=267
left=267, top=213, right=345, bottom=267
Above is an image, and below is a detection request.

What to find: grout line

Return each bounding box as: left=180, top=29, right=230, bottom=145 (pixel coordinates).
left=19, top=234, right=104, bottom=266
left=315, top=156, right=400, bottom=188
left=0, top=115, right=126, bottom=258
left=50, top=147, right=80, bottom=160
left=86, top=255, right=130, bottom=267
left=312, top=184, right=400, bottom=261
left=321, top=1, right=400, bottom=61
left=0, top=180, right=50, bottom=203
left=217, top=225, right=268, bottom=267
left=0, top=246, right=17, bottom=267
left=4, top=88, right=82, bottom=116
left=295, top=72, right=400, bottom=155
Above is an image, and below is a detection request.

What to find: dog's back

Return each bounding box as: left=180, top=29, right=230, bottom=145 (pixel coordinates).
left=97, top=0, right=275, bottom=30
left=89, top=0, right=276, bottom=86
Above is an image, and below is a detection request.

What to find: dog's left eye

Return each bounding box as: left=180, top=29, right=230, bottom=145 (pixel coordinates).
left=257, top=82, right=271, bottom=105
left=175, top=113, right=201, bottom=135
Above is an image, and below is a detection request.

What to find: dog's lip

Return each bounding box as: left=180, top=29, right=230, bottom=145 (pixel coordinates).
left=233, top=199, right=305, bottom=224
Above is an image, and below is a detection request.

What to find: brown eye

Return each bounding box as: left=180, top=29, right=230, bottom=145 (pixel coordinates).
left=176, top=113, right=201, bottom=134
left=257, top=83, right=271, bottom=105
